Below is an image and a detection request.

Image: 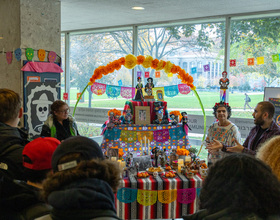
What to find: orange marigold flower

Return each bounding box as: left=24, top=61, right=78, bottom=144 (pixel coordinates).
left=155, top=60, right=165, bottom=71
left=118, top=57, right=125, bottom=65
left=112, top=60, right=122, bottom=70
left=151, top=59, right=159, bottom=69
left=136, top=55, right=145, bottom=65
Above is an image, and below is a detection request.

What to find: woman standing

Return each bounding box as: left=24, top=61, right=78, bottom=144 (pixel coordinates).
left=205, top=101, right=241, bottom=165
left=41, top=100, right=79, bottom=141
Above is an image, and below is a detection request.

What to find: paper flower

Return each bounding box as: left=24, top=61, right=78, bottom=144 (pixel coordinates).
left=137, top=55, right=145, bottom=65
left=124, top=54, right=137, bottom=69
left=155, top=60, right=166, bottom=71
left=164, top=61, right=174, bottom=74
left=151, top=59, right=159, bottom=69
left=142, top=55, right=153, bottom=68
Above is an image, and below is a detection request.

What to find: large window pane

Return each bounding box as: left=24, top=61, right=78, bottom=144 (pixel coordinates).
left=229, top=17, right=280, bottom=118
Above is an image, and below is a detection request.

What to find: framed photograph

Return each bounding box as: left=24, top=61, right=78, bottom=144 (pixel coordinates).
left=133, top=155, right=152, bottom=171
left=107, top=147, right=119, bottom=159
left=156, top=90, right=164, bottom=101
left=135, top=106, right=151, bottom=125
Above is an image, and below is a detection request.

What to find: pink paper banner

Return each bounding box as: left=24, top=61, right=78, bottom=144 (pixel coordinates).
left=178, top=84, right=191, bottom=95
left=6, top=51, right=13, bottom=64
left=177, top=188, right=196, bottom=204
left=21, top=62, right=63, bottom=73
left=91, top=82, right=107, bottom=95
left=121, top=87, right=135, bottom=99
left=153, top=129, right=169, bottom=142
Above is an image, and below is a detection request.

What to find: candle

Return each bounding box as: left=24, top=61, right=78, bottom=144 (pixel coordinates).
left=178, top=159, right=184, bottom=165
left=178, top=165, right=182, bottom=173
left=185, top=155, right=191, bottom=162
left=140, top=140, right=143, bottom=156
left=147, top=139, right=150, bottom=155
left=111, top=157, right=117, bottom=161
left=144, top=136, right=147, bottom=153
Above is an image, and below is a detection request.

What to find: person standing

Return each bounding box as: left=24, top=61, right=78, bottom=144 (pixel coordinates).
left=244, top=93, right=252, bottom=110
left=205, top=101, right=241, bottom=165
left=210, top=101, right=280, bottom=156
left=0, top=88, right=29, bottom=180
left=41, top=100, right=79, bottom=141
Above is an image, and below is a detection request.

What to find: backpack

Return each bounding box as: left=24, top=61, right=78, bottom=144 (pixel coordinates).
left=248, top=97, right=251, bottom=102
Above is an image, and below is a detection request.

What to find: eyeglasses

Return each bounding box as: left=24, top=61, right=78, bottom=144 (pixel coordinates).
left=58, top=108, right=70, bottom=114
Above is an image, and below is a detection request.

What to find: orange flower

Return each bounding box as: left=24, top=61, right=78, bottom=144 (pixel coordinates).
left=151, top=59, right=159, bottom=69
left=155, top=60, right=165, bottom=71
left=137, top=55, right=145, bottom=65
left=142, top=55, right=153, bottom=68
left=118, top=57, right=125, bottom=65
left=112, top=60, right=122, bottom=70
left=171, top=65, right=180, bottom=74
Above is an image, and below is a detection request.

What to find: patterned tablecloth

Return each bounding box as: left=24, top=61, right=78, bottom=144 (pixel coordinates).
left=116, top=173, right=202, bottom=220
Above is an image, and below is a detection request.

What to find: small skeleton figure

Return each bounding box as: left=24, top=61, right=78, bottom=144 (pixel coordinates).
left=124, top=107, right=133, bottom=124
left=145, top=77, right=154, bottom=96
left=134, top=77, right=144, bottom=101
left=107, top=111, right=115, bottom=129
left=114, top=114, right=121, bottom=125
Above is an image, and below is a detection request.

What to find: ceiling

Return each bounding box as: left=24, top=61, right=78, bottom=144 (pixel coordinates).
left=60, top=0, right=280, bottom=32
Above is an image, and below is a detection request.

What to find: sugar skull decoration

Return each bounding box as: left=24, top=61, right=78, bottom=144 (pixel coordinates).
left=48, top=51, right=56, bottom=63
left=14, top=48, right=22, bottom=61
left=32, top=93, right=53, bottom=122
left=38, top=49, right=46, bottom=61
left=26, top=48, right=34, bottom=61
left=6, top=51, right=13, bottom=64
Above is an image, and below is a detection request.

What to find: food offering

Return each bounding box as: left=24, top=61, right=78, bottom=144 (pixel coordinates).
left=163, top=170, right=176, bottom=178
left=147, top=167, right=163, bottom=174
left=165, top=165, right=172, bottom=171
left=137, top=171, right=150, bottom=178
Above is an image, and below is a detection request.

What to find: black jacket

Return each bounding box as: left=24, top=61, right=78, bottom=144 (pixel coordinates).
left=0, top=122, right=29, bottom=180
left=0, top=176, right=52, bottom=220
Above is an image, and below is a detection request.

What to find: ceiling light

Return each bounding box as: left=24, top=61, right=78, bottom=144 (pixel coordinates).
left=132, top=6, right=144, bottom=10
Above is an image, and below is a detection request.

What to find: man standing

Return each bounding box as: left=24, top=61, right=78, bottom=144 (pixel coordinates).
left=228, top=101, right=280, bottom=155
left=0, top=88, right=29, bottom=180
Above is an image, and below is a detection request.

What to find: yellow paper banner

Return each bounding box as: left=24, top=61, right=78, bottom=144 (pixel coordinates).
left=257, top=57, right=264, bottom=65
left=158, top=189, right=177, bottom=204
left=152, top=87, right=165, bottom=97
left=137, top=190, right=157, bottom=206
left=137, top=131, right=153, bottom=142
left=120, top=130, right=137, bottom=143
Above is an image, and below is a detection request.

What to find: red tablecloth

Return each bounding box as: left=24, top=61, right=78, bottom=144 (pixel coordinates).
left=116, top=173, right=202, bottom=220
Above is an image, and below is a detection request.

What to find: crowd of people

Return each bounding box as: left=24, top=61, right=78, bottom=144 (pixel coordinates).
left=0, top=87, right=280, bottom=219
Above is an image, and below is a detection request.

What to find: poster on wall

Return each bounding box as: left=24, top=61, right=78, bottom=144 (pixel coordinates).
left=23, top=61, right=61, bottom=139
left=269, top=98, right=280, bottom=126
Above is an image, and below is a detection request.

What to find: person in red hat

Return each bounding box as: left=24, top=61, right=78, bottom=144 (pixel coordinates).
left=0, top=137, right=60, bottom=220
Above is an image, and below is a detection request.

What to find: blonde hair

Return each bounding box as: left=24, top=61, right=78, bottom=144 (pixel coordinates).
left=256, top=136, right=280, bottom=180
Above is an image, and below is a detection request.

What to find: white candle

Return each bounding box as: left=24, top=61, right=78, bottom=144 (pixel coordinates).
left=178, top=159, right=184, bottom=165
left=178, top=165, right=182, bottom=172
left=144, top=136, right=147, bottom=153
left=111, top=157, right=117, bottom=161
left=140, top=140, right=143, bottom=155
left=185, top=155, right=191, bottom=162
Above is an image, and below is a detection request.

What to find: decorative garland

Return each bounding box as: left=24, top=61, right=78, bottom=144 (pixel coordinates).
left=73, top=54, right=206, bottom=156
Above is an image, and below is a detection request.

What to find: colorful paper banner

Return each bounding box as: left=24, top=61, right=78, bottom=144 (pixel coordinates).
left=106, top=85, right=121, bottom=98
left=191, top=67, right=197, bottom=74
left=203, top=64, right=210, bottom=72
left=247, top=58, right=254, bottom=66
left=229, top=59, right=236, bottom=67
left=257, top=57, right=264, bottom=65
left=164, top=85, right=179, bottom=97
left=91, top=82, right=107, bottom=95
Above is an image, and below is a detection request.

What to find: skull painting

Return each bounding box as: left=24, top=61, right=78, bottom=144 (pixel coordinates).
left=32, top=93, right=53, bottom=122
left=14, top=48, right=22, bottom=61
left=26, top=48, right=34, bottom=61
left=48, top=51, right=56, bottom=63
left=6, top=51, right=12, bottom=64
left=38, top=49, right=46, bottom=61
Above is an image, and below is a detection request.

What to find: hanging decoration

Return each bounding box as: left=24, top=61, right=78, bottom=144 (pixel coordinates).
left=6, top=51, right=12, bottom=64
left=272, top=54, right=280, bottom=62
left=38, top=49, right=46, bottom=61
left=120, top=86, right=135, bottom=99
left=14, top=48, right=22, bottom=61
left=178, top=84, right=191, bottom=95
left=164, top=85, right=179, bottom=97
left=106, top=85, right=121, bottom=98
left=145, top=71, right=150, bottom=78
left=155, top=71, right=160, bottom=78
left=257, top=57, right=264, bottom=65
left=26, top=48, right=34, bottom=61
left=137, top=71, right=142, bottom=77
left=247, top=58, right=255, bottom=66
left=229, top=59, right=236, bottom=67
left=191, top=67, right=197, bottom=74
left=48, top=51, right=57, bottom=63
left=203, top=64, right=210, bottom=72
left=90, top=82, right=107, bottom=95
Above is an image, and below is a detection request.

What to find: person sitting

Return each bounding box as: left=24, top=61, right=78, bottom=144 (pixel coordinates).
left=182, top=154, right=280, bottom=220
left=41, top=100, right=79, bottom=141
left=256, top=135, right=280, bottom=180
left=0, top=88, right=29, bottom=180
left=41, top=136, right=121, bottom=220
left=0, top=137, right=60, bottom=220
left=205, top=101, right=241, bottom=165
